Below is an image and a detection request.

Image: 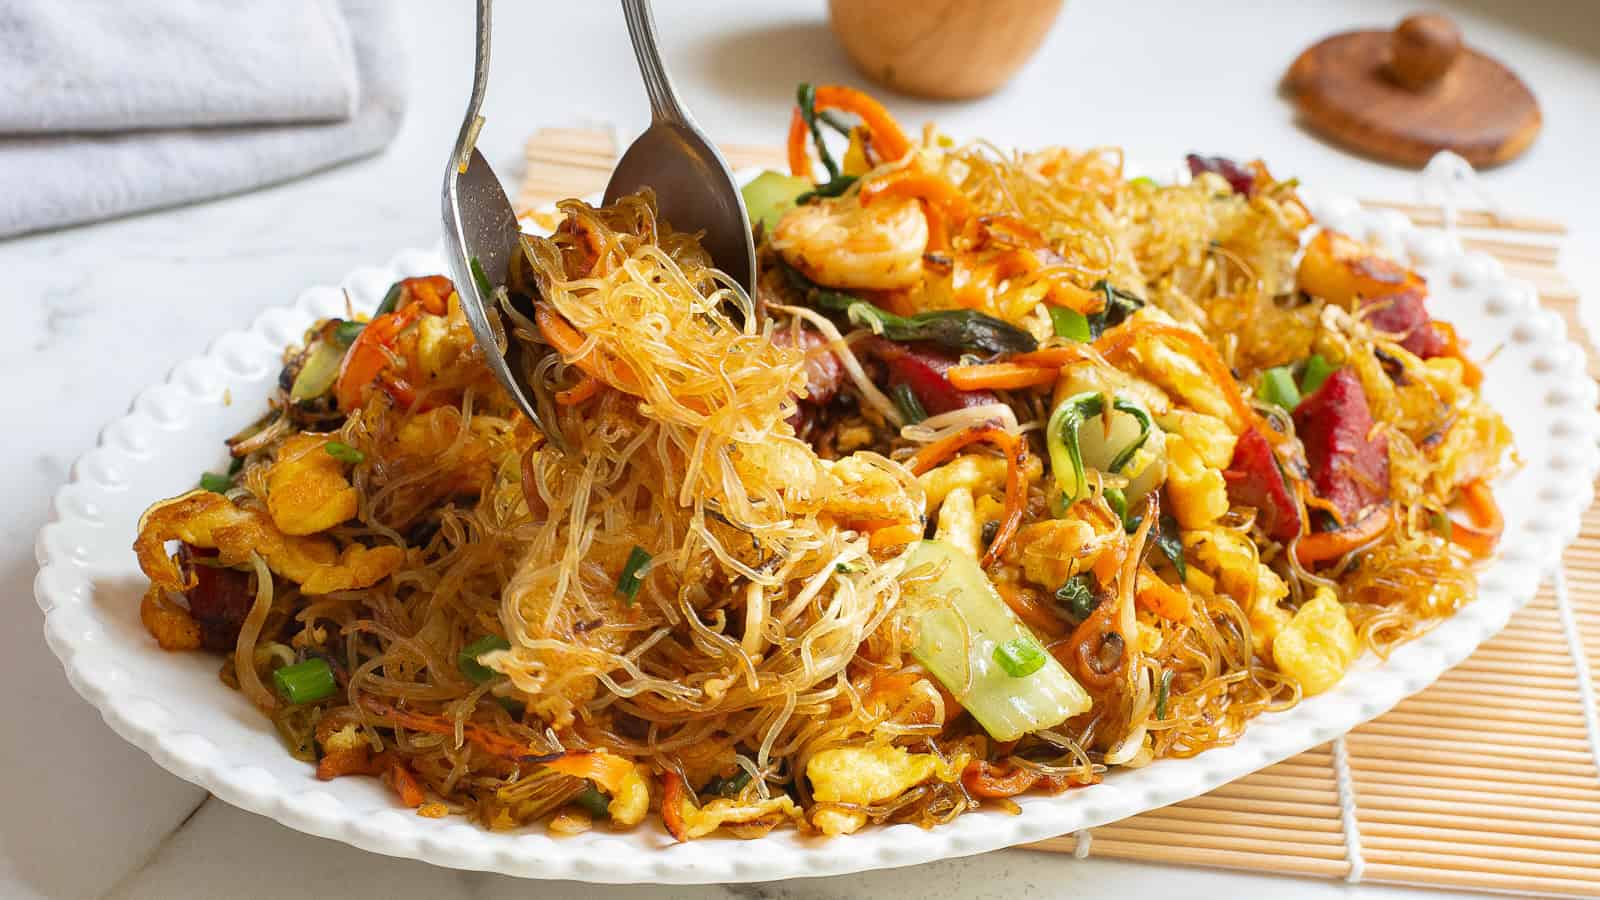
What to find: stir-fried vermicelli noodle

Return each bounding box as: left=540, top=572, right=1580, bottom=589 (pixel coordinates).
left=133, top=83, right=1509, bottom=839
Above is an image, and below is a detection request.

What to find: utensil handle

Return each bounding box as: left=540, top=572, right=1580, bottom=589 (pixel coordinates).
left=620, top=0, right=687, bottom=124
left=452, top=0, right=492, bottom=168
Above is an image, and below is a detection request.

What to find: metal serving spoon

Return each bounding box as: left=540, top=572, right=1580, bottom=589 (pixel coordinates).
left=441, top=0, right=565, bottom=450
left=606, top=0, right=757, bottom=298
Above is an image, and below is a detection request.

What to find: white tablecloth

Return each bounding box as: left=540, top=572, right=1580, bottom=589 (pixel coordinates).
left=7, top=1, right=1598, bottom=897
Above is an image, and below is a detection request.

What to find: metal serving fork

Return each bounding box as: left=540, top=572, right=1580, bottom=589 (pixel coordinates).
left=441, top=0, right=565, bottom=450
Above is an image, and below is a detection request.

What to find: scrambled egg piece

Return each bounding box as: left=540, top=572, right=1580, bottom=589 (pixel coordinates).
left=672, top=794, right=804, bottom=840
left=816, top=454, right=922, bottom=524
left=1010, top=517, right=1096, bottom=589
left=1187, top=527, right=1290, bottom=655
left=806, top=744, right=963, bottom=836
left=266, top=434, right=358, bottom=535
left=1165, top=433, right=1230, bottom=530
left=919, top=455, right=1008, bottom=510
left=134, top=490, right=403, bottom=595
left=607, top=765, right=650, bottom=827
left=139, top=585, right=202, bottom=651
left=1158, top=409, right=1237, bottom=470
left=934, top=486, right=981, bottom=560
left=1273, top=588, right=1360, bottom=696
left=1123, top=310, right=1241, bottom=429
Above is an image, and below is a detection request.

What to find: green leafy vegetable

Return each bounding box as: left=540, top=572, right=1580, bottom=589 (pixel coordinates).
left=468, top=256, right=494, bottom=302
left=796, top=83, right=840, bottom=180
left=904, top=541, right=1092, bottom=741
left=617, top=546, right=652, bottom=606
left=574, top=785, right=611, bottom=817
left=1259, top=366, right=1301, bottom=411
left=374, top=280, right=404, bottom=318
left=1054, top=574, right=1101, bottom=624
left=1083, top=280, right=1146, bottom=339
left=323, top=441, right=365, bottom=464
left=1155, top=669, right=1174, bottom=719
left=703, top=768, right=752, bottom=797
left=1299, top=354, right=1337, bottom=397
left=198, top=472, right=233, bottom=494
left=1156, top=513, right=1187, bottom=582
left=784, top=264, right=1037, bottom=355
left=993, top=637, right=1048, bottom=678
left=273, top=658, right=336, bottom=705
left=891, top=382, right=928, bottom=424
left=796, top=174, right=859, bottom=204
left=459, top=635, right=510, bottom=683
left=1048, top=305, right=1092, bottom=343
left=1046, top=391, right=1156, bottom=506
left=740, top=170, right=814, bottom=231
left=332, top=319, right=366, bottom=348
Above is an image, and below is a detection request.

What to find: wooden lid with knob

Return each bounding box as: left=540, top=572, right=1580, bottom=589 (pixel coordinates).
left=1283, top=13, right=1541, bottom=168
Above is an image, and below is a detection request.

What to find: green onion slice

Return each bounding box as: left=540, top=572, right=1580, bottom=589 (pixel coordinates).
left=324, top=441, right=365, bottom=464
left=273, top=658, right=336, bottom=705
left=993, top=637, right=1048, bottom=678
left=891, top=382, right=928, bottom=424
left=332, top=319, right=366, bottom=348
left=1259, top=366, right=1301, bottom=411
left=617, top=546, right=652, bottom=606
left=1155, top=669, right=1174, bottom=719
left=1299, top=354, right=1337, bottom=397
left=459, top=634, right=510, bottom=683
left=198, top=472, right=233, bottom=494
left=573, top=785, right=611, bottom=818
left=1048, top=305, right=1092, bottom=343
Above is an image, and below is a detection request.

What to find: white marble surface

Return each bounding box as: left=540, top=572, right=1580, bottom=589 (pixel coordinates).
left=8, top=1, right=1599, bottom=898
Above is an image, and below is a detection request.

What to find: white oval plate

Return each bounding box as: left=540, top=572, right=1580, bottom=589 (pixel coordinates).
left=35, top=184, right=1600, bottom=884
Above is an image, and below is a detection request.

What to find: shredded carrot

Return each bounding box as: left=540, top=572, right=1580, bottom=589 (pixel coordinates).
left=555, top=374, right=603, bottom=406
left=401, top=275, right=454, bottom=316
left=922, top=200, right=950, bottom=253
left=315, top=746, right=377, bottom=781
left=868, top=522, right=923, bottom=551
left=1135, top=565, right=1191, bottom=621
left=1449, top=479, right=1502, bottom=557
left=859, top=169, right=971, bottom=221
left=907, top=425, right=1028, bottom=568
left=1294, top=503, right=1393, bottom=567
left=534, top=303, right=642, bottom=395
left=947, top=362, right=1059, bottom=391
left=1007, top=345, right=1095, bottom=370
left=358, top=697, right=534, bottom=762
left=389, top=760, right=426, bottom=808
left=1095, top=319, right=1280, bottom=442
left=786, top=105, right=810, bottom=178
left=813, top=85, right=911, bottom=162
left=544, top=749, right=635, bottom=794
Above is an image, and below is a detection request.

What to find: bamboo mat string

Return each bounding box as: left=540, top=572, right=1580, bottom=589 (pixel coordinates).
left=1554, top=566, right=1600, bottom=783
left=1331, top=736, right=1366, bottom=883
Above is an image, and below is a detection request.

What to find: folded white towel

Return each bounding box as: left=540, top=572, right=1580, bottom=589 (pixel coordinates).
left=0, top=0, right=406, bottom=238
left=0, top=0, right=360, bottom=133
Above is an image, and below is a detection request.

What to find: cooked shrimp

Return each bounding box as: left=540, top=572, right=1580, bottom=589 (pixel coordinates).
left=771, top=195, right=928, bottom=291
left=134, top=490, right=403, bottom=595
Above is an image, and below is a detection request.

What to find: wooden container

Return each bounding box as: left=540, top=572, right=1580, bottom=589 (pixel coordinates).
left=827, top=0, right=1064, bottom=100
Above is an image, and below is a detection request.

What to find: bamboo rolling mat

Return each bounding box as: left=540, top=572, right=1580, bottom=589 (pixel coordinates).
left=517, top=129, right=1600, bottom=897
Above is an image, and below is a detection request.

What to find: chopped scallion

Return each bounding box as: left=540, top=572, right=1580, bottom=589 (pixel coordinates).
left=458, top=635, right=510, bottom=683
left=332, top=319, right=366, bottom=348
left=704, top=768, right=752, bottom=797
left=273, top=658, right=336, bottom=705
left=1048, top=305, right=1092, bottom=343
left=1259, top=366, right=1302, bottom=411
left=617, top=546, right=652, bottom=606
left=1155, top=669, right=1174, bottom=719
left=1299, top=354, right=1337, bottom=396
left=1128, top=176, right=1158, bottom=188
left=324, top=441, right=365, bottom=464
left=198, top=472, right=233, bottom=494
left=993, top=637, right=1048, bottom=678
left=468, top=256, right=494, bottom=301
